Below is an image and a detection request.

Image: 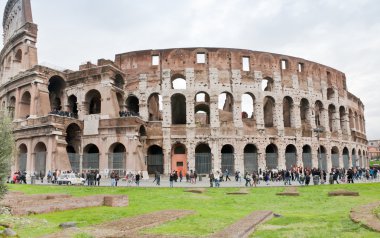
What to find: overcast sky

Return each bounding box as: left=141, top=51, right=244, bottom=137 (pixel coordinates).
left=1, top=0, right=380, bottom=139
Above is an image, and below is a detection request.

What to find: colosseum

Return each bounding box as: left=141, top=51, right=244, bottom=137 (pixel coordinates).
left=1, top=0, right=368, bottom=178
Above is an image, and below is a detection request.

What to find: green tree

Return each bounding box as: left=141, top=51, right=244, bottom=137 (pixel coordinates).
left=0, top=115, right=13, bottom=198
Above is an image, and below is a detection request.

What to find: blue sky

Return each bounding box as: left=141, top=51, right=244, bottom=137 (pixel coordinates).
left=1, top=0, right=380, bottom=139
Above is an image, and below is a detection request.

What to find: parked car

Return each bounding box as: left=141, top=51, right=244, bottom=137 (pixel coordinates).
left=56, top=173, right=85, bottom=185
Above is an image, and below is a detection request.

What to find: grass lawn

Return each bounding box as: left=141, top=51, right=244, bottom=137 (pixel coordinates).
left=2, top=183, right=380, bottom=238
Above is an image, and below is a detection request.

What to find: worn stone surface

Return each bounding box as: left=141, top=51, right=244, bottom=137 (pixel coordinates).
left=350, top=201, right=380, bottom=232
left=210, top=210, right=273, bottom=238
left=328, top=190, right=359, bottom=196
left=59, top=222, right=77, bottom=229
left=276, top=187, right=299, bottom=196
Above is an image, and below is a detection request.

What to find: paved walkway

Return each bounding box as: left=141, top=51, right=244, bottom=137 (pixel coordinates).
left=25, top=176, right=380, bottom=188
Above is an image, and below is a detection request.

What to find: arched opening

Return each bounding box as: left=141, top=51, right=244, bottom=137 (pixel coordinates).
left=8, top=96, right=15, bottom=119
left=331, top=146, right=339, bottom=168
left=48, top=76, right=66, bottom=111
left=114, top=74, right=124, bottom=89
left=302, top=145, right=312, bottom=169
left=263, top=96, right=275, bottom=127
left=354, top=112, right=359, bottom=131
left=221, top=144, right=235, bottom=173
left=285, top=144, right=297, bottom=169
left=18, top=144, right=27, bottom=172
left=241, top=93, right=255, bottom=125
left=171, top=93, right=186, bottom=124
left=125, top=95, right=139, bottom=115
left=15, top=49, right=22, bottom=62
left=300, top=98, right=311, bottom=134
left=339, top=106, right=346, bottom=133
left=147, top=145, right=164, bottom=174
left=116, top=92, right=124, bottom=112
left=328, top=104, right=336, bottom=132
left=262, top=77, right=274, bottom=91
left=352, top=148, right=357, bottom=167
left=195, top=92, right=210, bottom=126
left=172, top=74, right=186, bottom=89
left=85, top=90, right=101, bottom=114
left=317, top=146, right=327, bottom=171
left=83, top=144, right=100, bottom=170
left=314, top=101, right=324, bottom=127
left=67, top=95, right=78, bottom=117
left=343, top=147, right=349, bottom=169
left=265, top=144, right=278, bottom=169
left=283, top=96, right=294, bottom=128
left=244, top=144, right=258, bottom=173
left=34, top=142, right=47, bottom=177
left=349, top=109, right=354, bottom=129
left=19, top=91, right=31, bottom=118
left=108, top=143, right=126, bottom=175
left=148, top=93, right=162, bottom=121
left=358, top=150, right=362, bottom=167
left=195, top=143, right=212, bottom=174
left=327, top=88, right=334, bottom=100
left=218, top=92, right=234, bottom=123
left=66, top=123, right=81, bottom=172
left=172, top=143, right=187, bottom=175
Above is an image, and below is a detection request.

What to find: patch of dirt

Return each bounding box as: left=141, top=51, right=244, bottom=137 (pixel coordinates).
left=41, top=210, right=195, bottom=238
left=276, top=187, right=299, bottom=196
left=328, top=190, right=359, bottom=196
left=350, top=201, right=380, bottom=232
left=184, top=188, right=205, bottom=194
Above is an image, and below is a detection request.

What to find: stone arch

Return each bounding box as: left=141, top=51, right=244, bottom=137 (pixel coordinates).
left=285, top=144, right=297, bottom=169
left=300, top=98, right=311, bottom=133
left=241, top=93, right=255, bottom=120
left=67, top=95, right=78, bottom=117
left=317, top=146, right=327, bottom=171
left=314, top=100, right=324, bottom=127
left=263, top=96, right=275, bottom=127
left=302, top=145, right=312, bottom=169
left=18, top=144, right=27, bottom=172
left=19, top=91, right=31, bottom=118
left=339, top=106, right=346, bottom=133
left=195, top=92, right=210, bottom=125
left=125, top=95, right=139, bottom=115
left=265, top=144, right=278, bottom=169
left=85, top=90, right=101, bottom=115
left=358, top=149, right=363, bottom=167
left=83, top=144, right=100, bottom=170
left=147, top=145, right=164, bottom=174
left=262, top=77, right=274, bottom=91
left=172, top=143, right=187, bottom=175
left=283, top=96, right=294, bottom=128
left=116, top=92, right=124, bottom=112
left=148, top=93, right=162, bottom=121
left=221, top=144, right=235, bottom=173
left=331, top=146, right=339, bottom=168
left=171, top=74, right=186, bottom=89
left=171, top=93, right=186, bottom=124
left=352, top=148, right=357, bottom=167
left=328, top=104, right=336, bottom=132
left=195, top=143, right=212, bottom=174
left=327, top=87, right=334, bottom=100
left=108, top=143, right=126, bottom=173
left=34, top=142, right=47, bottom=176
left=244, top=144, right=258, bottom=173
left=66, top=123, right=81, bottom=172
left=48, top=76, right=66, bottom=111
left=343, top=147, right=349, bottom=169
left=219, top=92, right=234, bottom=123
left=15, top=49, right=22, bottom=62
left=114, top=74, right=125, bottom=89
left=8, top=96, right=15, bottom=119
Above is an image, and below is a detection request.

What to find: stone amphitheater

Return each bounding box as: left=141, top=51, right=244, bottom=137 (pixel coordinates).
left=0, top=0, right=368, bottom=178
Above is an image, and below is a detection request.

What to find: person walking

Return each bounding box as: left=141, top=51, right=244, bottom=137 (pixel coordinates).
left=209, top=170, right=214, bottom=187
left=244, top=172, right=252, bottom=187
left=169, top=172, right=174, bottom=187
left=135, top=172, right=140, bottom=186
left=225, top=169, right=231, bottom=181
left=179, top=170, right=183, bottom=182
left=96, top=171, right=101, bottom=186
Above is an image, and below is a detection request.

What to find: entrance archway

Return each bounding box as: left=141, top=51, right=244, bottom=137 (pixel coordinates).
left=34, top=142, right=47, bottom=177
left=83, top=144, right=100, bottom=170
left=244, top=144, right=258, bottom=173
left=331, top=146, right=339, bottom=168
left=265, top=144, right=278, bottom=169
left=285, top=144, right=297, bottom=170
left=195, top=143, right=211, bottom=174
left=147, top=145, right=163, bottom=174
left=221, top=144, right=235, bottom=173
left=172, top=143, right=187, bottom=175
left=18, top=144, right=27, bottom=172
left=317, top=146, right=327, bottom=171
left=302, top=145, right=312, bottom=169
left=108, top=143, right=126, bottom=175
left=343, top=147, right=349, bottom=169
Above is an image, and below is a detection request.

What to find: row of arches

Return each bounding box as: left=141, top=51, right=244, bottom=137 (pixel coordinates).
left=16, top=141, right=368, bottom=175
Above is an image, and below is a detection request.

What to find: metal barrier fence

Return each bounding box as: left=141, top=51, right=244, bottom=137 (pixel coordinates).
left=285, top=153, right=296, bottom=170
left=244, top=153, right=258, bottom=173
left=35, top=152, right=46, bottom=175
left=343, top=155, right=349, bottom=169
left=195, top=153, right=211, bottom=174
left=108, top=153, right=126, bottom=170
left=302, top=153, right=312, bottom=169
left=147, top=154, right=163, bottom=174
left=331, top=154, right=339, bottom=168
left=68, top=153, right=80, bottom=173
left=18, top=153, right=27, bottom=172
left=221, top=153, right=234, bottom=173
left=83, top=153, right=99, bottom=170
left=318, top=154, right=327, bottom=171
left=265, top=153, right=278, bottom=169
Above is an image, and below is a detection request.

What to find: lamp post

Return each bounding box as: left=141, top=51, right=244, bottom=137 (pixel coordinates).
left=313, top=126, right=324, bottom=184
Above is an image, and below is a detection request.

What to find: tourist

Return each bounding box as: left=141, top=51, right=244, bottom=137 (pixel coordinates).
left=214, top=171, right=220, bottom=187
left=96, top=171, right=101, bottom=186
left=169, top=172, right=174, bottom=187
left=179, top=170, right=183, bottom=182
left=225, top=169, right=231, bottom=181
left=252, top=172, right=258, bottom=187
left=244, top=172, right=252, bottom=187
left=209, top=170, right=214, bottom=187
left=110, top=171, right=116, bottom=186
left=135, top=172, right=140, bottom=186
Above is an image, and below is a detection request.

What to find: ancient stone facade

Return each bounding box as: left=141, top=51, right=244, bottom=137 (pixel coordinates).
left=0, top=0, right=368, bottom=177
